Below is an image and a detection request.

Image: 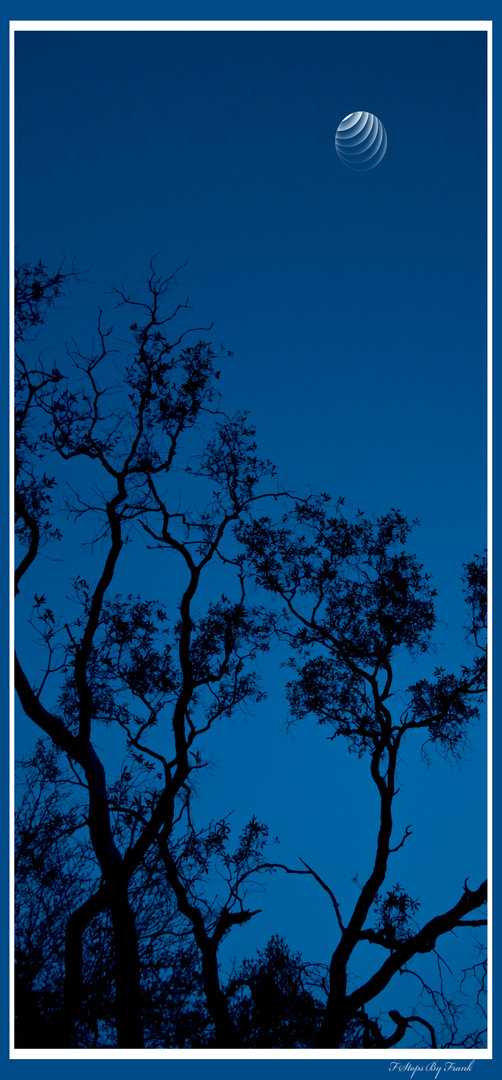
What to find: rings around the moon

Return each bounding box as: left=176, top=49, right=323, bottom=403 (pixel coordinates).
left=335, top=112, right=387, bottom=171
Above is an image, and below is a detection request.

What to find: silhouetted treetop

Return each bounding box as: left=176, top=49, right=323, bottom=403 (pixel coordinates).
left=14, top=259, right=487, bottom=1050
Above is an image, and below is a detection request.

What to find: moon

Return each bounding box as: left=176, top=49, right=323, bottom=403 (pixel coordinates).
left=335, top=112, right=387, bottom=171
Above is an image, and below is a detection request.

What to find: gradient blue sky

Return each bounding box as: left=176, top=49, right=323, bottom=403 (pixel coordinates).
left=11, top=12, right=491, bottom=1073
left=15, top=28, right=487, bottom=594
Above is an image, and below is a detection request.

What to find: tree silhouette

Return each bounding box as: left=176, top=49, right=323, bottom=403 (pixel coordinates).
left=239, top=496, right=487, bottom=1048
left=15, top=742, right=212, bottom=1048
left=14, top=261, right=487, bottom=1049
left=15, top=259, right=280, bottom=1047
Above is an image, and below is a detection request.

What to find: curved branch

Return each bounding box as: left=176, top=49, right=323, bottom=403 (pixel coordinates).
left=14, top=489, right=40, bottom=593
left=299, top=858, right=345, bottom=932
left=347, top=880, right=487, bottom=1015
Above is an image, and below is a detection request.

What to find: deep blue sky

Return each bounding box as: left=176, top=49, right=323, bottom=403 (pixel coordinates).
left=13, top=21, right=489, bottom=1060
left=15, top=28, right=487, bottom=591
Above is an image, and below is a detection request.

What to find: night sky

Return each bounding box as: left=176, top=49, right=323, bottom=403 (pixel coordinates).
left=15, top=27, right=487, bottom=580
left=13, top=18, right=489, bottom=1066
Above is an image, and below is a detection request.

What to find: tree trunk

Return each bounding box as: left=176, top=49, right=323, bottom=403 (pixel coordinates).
left=201, top=946, right=243, bottom=1049
left=315, top=998, right=348, bottom=1049
left=109, top=881, right=144, bottom=1049
left=63, top=890, right=107, bottom=1047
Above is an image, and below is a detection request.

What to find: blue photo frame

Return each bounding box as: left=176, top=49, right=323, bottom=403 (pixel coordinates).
left=6, top=4, right=496, bottom=1079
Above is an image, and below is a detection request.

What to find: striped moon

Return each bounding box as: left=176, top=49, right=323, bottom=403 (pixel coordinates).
left=335, top=112, right=387, bottom=171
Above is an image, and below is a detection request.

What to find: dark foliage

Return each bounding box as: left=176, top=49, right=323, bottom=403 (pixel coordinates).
left=14, top=261, right=487, bottom=1050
